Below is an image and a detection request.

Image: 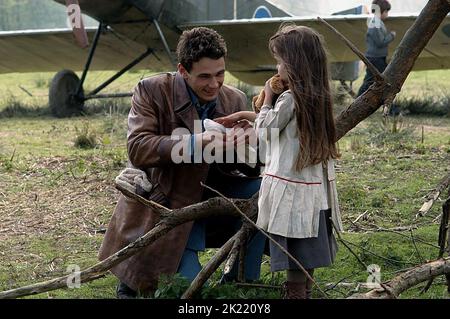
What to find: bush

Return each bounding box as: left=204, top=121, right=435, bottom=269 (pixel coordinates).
left=73, top=122, right=98, bottom=149
left=0, top=95, right=50, bottom=118
left=395, top=96, right=450, bottom=116
left=365, top=115, right=417, bottom=147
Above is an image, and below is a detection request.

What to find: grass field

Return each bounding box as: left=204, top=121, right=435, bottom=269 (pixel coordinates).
left=0, top=69, right=449, bottom=299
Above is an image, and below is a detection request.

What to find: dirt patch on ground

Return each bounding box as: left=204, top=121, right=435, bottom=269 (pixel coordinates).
left=0, top=157, right=121, bottom=242
left=422, top=125, right=450, bottom=134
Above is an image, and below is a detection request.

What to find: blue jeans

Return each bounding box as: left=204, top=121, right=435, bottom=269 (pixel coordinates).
left=177, top=175, right=265, bottom=282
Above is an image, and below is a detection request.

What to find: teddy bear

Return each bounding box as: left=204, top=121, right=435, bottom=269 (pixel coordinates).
left=252, top=74, right=288, bottom=113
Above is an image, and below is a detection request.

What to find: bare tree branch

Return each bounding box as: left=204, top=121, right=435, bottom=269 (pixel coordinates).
left=0, top=195, right=256, bottom=299
left=349, top=257, right=450, bottom=299
left=422, top=198, right=450, bottom=293
left=318, top=16, right=386, bottom=83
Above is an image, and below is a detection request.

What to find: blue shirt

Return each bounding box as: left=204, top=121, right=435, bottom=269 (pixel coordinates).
left=185, top=82, right=217, bottom=125
left=185, top=82, right=217, bottom=250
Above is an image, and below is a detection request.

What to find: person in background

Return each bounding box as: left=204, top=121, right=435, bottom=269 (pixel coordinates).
left=357, top=0, right=396, bottom=103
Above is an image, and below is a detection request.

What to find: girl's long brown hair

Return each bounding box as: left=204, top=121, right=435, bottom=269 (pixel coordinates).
left=269, top=24, right=340, bottom=171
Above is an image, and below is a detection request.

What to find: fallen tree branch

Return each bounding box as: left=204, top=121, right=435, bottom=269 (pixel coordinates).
left=332, top=222, right=368, bottom=270
left=115, top=184, right=172, bottom=217
left=0, top=195, right=256, bottom=299
left=339, top=238, right=417, bottom=266
left=224, top=222, right=252, bottom=276
left=353, top=210, right=370, bottom=224
left=237, top=235, right=247, bottom=282
left=416, top=173, right=450, bottom=218
left=348, top=257, right=450, bottom=299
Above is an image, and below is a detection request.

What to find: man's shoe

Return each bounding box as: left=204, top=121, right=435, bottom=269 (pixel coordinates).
left=116, top=282, right=137, bottom=299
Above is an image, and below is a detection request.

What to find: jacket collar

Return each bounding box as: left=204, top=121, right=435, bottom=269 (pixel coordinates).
left=173, top=72, right=197, bottom=133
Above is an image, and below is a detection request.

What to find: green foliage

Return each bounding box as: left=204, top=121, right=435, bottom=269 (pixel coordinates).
left=0, top=95, right=49, bottom=118
left=396, top=95, right=450, bottom=117
left=154, top=274, right=191, bottom=299
left=365, top=115, right=418, bottom=148
left=34, top=77, right=49, bottom=89
left=0, top=154, right=14, bottom=171
left=153, top=273, right=282, bottom=299
left=349, top=136, right=365, bottom=153
left=74, top=122, right=98, bottom=149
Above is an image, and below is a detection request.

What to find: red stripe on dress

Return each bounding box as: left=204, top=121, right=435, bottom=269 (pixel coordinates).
left=264, top=173, right=322, bottom=185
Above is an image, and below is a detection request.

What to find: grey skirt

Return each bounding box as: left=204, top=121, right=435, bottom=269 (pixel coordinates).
left=269, top=209, right=338, bottom=271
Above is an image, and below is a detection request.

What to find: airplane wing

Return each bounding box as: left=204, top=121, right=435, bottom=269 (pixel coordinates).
left=180, top=14, right=450, bottom=85
left=0, top=27, right=160, bottom=74
left=1, top=12, right=449, bottom=86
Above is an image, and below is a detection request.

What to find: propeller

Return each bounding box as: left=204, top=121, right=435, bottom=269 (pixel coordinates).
left=65, top=0, right=89, bottom=48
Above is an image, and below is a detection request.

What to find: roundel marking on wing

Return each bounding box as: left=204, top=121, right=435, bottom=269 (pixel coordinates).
left=253, top=6, right=272, bottom=19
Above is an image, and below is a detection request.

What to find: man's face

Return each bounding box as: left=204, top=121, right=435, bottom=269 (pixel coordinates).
left=178, top=57, right=225, bottom=104
left=381, top=10, right=389, bottom=20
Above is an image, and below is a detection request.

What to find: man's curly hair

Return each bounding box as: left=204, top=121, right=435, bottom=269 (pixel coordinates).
left=176, top=27, right=227, bottom=72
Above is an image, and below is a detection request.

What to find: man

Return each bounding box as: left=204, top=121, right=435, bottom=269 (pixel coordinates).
left=98, top=27, right=266, bottom=298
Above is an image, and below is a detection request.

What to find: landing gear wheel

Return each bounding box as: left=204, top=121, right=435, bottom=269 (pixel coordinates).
left=49, top=70, right=84, bottom=118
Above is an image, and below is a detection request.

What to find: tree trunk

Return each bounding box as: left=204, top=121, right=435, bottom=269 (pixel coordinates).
left=335, top=0, right=450, bottom=140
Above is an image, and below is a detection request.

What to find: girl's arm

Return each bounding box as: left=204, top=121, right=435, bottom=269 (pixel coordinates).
left=215, top=111, right=256, bottom=128
left=255, top=92, right=294, bottom=131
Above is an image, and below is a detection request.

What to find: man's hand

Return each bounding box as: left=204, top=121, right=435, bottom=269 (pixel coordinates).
left=227, top=121, right=257, bottom=148
left=199, top=121, right=256, bottom=148
left=196, top=130, right=227, bottom=148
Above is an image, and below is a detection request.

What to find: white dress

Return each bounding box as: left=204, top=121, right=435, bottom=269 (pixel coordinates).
left=255, top=91, right=343, bottom=239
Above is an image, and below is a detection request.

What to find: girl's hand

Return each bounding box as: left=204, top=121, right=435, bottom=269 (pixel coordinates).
left=215, top=113, right=242, bottom=128
left=263, top=79, right=275, bottom=106
left=215, top=111, right=256, bottom=128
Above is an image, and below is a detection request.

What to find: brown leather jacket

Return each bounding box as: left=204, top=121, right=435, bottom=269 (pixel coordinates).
left=98, top=72, right=249, bottom=293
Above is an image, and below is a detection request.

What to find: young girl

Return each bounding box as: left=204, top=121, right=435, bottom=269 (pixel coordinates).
left=216, top=24, right=343, bottom=299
